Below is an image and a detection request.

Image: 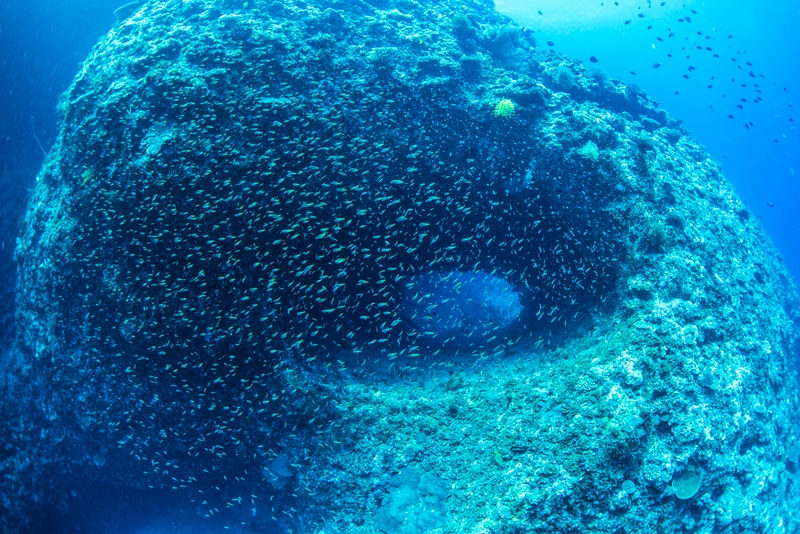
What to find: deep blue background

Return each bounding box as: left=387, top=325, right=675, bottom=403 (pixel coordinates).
left=498, top=0, right=800, bottom=281
left=0, top=0, right=126, bottom=347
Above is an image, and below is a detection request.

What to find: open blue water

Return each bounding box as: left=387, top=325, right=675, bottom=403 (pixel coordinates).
left=497, top=0, right=800, bottom=278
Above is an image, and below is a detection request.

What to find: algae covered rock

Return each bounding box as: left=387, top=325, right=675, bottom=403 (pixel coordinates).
left=374, top=469, right=448, bottom=534
left=2, top=0, right=800, bottom=532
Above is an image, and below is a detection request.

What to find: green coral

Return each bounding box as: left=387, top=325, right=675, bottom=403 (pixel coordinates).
left=494, top=98, right=515, bottom=118
left=576, top=141, right=599, bottom=161
left=672, top=465, right=703, bottom=500
left=554, top=66, right=576, bottom=90
left=493, top=450, right=504, bottom=466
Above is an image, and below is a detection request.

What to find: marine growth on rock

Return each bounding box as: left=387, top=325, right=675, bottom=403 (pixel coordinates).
left=2, top=0, right=800, bottom=532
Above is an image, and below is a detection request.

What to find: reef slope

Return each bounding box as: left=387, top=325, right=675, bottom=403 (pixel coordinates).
left=3, top=0, right=800, bottom=532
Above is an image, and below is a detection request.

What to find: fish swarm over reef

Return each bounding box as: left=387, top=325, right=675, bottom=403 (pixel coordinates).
left=2, top=0, right=800, bottom=532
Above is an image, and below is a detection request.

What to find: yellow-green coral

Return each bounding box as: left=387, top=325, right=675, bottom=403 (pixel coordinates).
left=493, top=450, right=504, bottom=466
left=494, top=99, right=515, bottom=118
left=81, top=168, right=96, bottom=186
left=576, top=140, right=599, bottom=161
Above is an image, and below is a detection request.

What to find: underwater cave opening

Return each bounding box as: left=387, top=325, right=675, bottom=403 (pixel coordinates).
left=400, top=270, right=524, bottom=347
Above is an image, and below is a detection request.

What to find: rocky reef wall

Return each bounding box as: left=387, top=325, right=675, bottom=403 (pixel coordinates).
left=2, top=0, right=800, bottom=532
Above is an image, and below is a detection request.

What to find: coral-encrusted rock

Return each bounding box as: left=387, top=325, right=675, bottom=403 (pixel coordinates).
left=2, top=0, right=800, bottom=532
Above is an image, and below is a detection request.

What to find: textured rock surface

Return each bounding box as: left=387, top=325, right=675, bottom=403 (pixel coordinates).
left=2, top=0, right=800, bottom=532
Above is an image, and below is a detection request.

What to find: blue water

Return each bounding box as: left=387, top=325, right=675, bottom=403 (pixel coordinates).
left=497, top=0, right=800, bottom=279
left=401, top=270, right=523, bottom=344
left=0, top=1, right=125, bottom=347
left=0, top=1, right=798, bottom=532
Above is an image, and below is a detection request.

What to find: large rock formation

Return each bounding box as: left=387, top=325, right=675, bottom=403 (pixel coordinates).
left=2, top=0, right=800, bottom=531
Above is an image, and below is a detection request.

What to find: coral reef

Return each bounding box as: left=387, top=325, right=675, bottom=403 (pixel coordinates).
left=1, top=0, right=799, bottom=532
